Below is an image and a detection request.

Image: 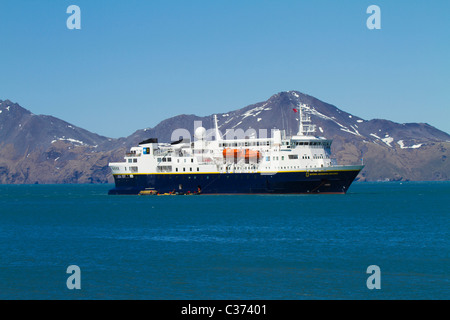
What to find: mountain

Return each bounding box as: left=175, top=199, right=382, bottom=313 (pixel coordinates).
left=0, top=99, right=120, bottom=183
left=0, top=92, right=449, bottom=184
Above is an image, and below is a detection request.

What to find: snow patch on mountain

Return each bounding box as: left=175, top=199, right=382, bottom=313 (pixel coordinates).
left=340, top=128, right=360, bottom=136
left=223, top=117, right=234, bottom=125
left=381, top=136, right=394, bottom=147
left=350, top=125, right=361, bottom=136
left=232, top=121, right=243, bottom=129
left=51, top=138, right=86, bottom=145
left=241, top=106, right=266, bottom=120
left=397, top=140, right=423, bottom=149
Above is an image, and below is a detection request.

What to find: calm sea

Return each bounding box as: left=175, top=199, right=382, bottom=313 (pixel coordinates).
left=0, top=182, right=448, bottom=300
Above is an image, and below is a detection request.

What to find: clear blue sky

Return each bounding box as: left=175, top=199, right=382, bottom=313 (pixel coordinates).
left=1, top=0, right=449, bottom=138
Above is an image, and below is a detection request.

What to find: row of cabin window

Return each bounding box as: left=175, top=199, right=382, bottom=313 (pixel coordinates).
left=175, top=167, right=200, bottom=172
left=172, top=166, right=260, bottom=173
left=291, top=141, right=331, bottom=147
left=158, top=175, right=265, bottom=180
left=262, top=165, right=324, bottom=170
left=266, top=155, right=305, bottom=161
left=218, top=141, right=327, bottom=147
left=219, top=141, right=270, bottom=147
left=127, top=158, right=138, bottom=163
left=157, top=158, right=195, bottom=163
left=265, top=155, right=326, bottom=161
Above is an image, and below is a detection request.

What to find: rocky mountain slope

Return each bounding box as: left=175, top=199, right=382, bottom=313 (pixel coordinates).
left=0, top=92, right=449, bottom=184
left=0, top=100, right=120, bottom=183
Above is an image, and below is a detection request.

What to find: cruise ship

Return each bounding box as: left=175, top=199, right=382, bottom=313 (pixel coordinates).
left=108, top=105, right=363, bottom=195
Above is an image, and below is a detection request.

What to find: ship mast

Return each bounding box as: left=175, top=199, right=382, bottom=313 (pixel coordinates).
left=214, top=114, right=222, bottom=141
left=296, top=104, right=315, bottom=136
left=298, top=105, right=304, bottom=136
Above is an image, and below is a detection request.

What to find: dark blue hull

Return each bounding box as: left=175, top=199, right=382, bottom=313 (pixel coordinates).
left=108, top=170, right=361, bottom=195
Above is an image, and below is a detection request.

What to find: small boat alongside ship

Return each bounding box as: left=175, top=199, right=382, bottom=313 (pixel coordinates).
left=108, top=105, right=363, bottom=195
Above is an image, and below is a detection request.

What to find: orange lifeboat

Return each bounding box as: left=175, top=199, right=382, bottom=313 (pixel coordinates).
left=244, top=149, right=261, bottom=160
left=222, top=148, right=244, bottom=159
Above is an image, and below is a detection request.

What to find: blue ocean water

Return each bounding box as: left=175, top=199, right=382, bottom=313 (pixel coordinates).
left=0, top=182, right=448, bottom=300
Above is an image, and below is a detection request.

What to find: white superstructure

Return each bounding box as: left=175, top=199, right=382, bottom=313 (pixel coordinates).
left=109, top=105, right=359, bottom=176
